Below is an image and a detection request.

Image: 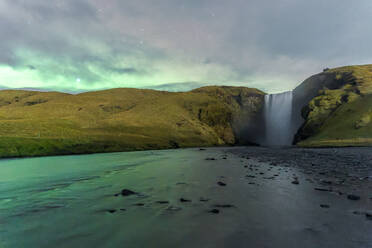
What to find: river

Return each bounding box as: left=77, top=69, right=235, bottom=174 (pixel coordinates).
left=0, top=147, right=371, bottom=248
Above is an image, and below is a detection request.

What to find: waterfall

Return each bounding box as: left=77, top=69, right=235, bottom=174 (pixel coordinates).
left=264, top=91, right=293, bottom=146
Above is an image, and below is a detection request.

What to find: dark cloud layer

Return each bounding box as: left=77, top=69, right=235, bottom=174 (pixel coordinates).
left=0, top=0, right=371, bottom=92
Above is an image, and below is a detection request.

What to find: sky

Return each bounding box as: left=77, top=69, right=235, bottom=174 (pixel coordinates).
left=1, top=0, right=372, bottom=93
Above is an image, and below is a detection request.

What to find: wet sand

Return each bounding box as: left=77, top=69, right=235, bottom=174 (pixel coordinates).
left=0, top=147, right=371, bottom=247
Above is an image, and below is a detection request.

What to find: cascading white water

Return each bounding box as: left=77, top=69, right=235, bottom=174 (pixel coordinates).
left=264, top=91, right=293, bottom=146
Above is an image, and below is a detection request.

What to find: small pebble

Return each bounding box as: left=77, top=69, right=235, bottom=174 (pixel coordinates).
left=320, top=204, right=330, bottom=208
left=209, top=209, right=220, bottom=214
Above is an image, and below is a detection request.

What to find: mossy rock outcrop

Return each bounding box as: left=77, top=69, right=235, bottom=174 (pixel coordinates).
left=0, top=86, right=265, bottom=158
left=293, top=65, right=372, bottom=147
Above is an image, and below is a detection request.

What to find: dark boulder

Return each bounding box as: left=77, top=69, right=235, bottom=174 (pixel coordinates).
left=366, top=211, right=372, bottom=220
left=347, top=194, right=361, bottom=201
left=217, top=181, right=227, bottom=186
left=120, top=189, right=137, bottom=196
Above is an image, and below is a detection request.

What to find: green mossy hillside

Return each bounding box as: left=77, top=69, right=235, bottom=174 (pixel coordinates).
left=0, top=86, right=264, bottom=158
left=295, top=65, right=372, bottom=147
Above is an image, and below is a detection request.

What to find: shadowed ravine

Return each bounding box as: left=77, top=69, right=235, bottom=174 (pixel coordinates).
left=0, top=147, right=371, bottom=248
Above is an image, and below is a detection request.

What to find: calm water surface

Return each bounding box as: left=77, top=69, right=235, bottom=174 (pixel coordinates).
left=0, top=148, right=371, bottom=248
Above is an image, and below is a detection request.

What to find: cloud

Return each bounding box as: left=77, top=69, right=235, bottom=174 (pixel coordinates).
left=108, top=67, right=142, bottom=75
left=144, top=82, right=208, bottom=92
left=0, top=0, right=371, bottom=93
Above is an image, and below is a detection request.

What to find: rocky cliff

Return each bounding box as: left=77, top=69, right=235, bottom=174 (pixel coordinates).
left=0, top=86, right=265, bottom=158
left=293, top=65, right=372, bottom=147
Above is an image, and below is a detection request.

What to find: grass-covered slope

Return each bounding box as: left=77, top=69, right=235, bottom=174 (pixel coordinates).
left=0, top=86, right=264, bottom=158
left=294, top=65, right=372, bottom=147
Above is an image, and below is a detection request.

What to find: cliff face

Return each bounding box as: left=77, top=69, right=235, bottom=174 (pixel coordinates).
left=293, top=65, right=372, bottom=147
left=192, top=86, right=265, bottom=145
left=0, top=86, right=265, bottom=158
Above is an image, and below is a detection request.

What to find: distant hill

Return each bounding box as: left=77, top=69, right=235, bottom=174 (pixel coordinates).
left=0, top=86, right=264, bottom=158
left=293, top=64, right=372, bottom=147
left=2, top=64, right=371, bottom=157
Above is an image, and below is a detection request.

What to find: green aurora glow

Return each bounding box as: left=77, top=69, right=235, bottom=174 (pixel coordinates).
left=1, top=0, right=372, bottom=93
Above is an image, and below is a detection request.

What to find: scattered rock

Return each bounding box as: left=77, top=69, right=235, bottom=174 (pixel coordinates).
left=314, top=188, right=332, bottom=192
left=347, top=194, right=361, bottom=201
left=320, top=204, right=330, bottom=208
left=208, top=209, right=220, bottom=214
left=107, top=209, right=116, bottom=213
left=213, top=204, right=235, bottom=208
left=200, top=197, right=210, bottom=202
left=366, top=211, right=372, bottom=220
left=217, top=181, right=226, bottom=186
left=180, top=198, right=191, bottom=202
left=337, top=179, right=346, bottom=185
left=291, top=180, right=299, bottom=185
left=156, top=201, right=169, bottom=204
left=134, top=203, right=145, bottom=206
left=199, top=148, right=206, bottom=151
left=205, top=158, right=216, bottom=160
left=120, top=189, right=137, bottom=196
left=354, top=210, right=372, bottom=220
left=120, top=208, right=126, bottom=211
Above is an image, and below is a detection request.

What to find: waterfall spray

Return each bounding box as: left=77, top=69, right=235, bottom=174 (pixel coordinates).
left=264, top=91, right=293, bottom=146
